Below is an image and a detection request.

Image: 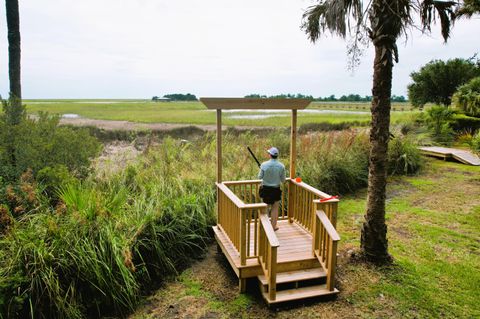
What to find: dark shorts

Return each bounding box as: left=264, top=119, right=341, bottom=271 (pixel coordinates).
left=259, top=185, right=282, bottom=205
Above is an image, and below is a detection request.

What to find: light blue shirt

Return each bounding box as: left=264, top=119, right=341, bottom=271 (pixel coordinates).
left=258, top=159, right=286, bottom=187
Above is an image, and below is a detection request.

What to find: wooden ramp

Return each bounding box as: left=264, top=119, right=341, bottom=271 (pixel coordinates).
left=419, top=147, right=480, bottom=166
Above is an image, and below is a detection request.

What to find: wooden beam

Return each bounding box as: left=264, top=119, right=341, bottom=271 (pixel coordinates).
left=200, top=98, right=311, bottom=110
left=217, top=109, right=222, bottom=182
left=290, top=109, right=297, bottom=178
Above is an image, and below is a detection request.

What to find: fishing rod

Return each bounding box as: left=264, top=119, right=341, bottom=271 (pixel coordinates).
left=247, top=146, right=261, bottom=167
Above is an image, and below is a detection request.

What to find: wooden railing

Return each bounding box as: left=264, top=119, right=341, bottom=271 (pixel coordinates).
left=216, top=182, right=267, bottom=265
left=224, top=180, right=289, bottom=220
left=312, top=204, right=341, bottom=291
left=288, top=179, right=338, bottom=233
left=258, top=213, right=280, bottom=301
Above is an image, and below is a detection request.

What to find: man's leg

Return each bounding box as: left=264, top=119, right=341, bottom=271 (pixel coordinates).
left=271, top=201, right=280, bottom=230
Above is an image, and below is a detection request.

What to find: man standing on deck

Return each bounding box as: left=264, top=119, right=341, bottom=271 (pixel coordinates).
left=258, top=147, right=286, bottom=231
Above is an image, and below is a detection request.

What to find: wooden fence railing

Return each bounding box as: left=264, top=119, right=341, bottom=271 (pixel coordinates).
left=216, top=182, right=267, bottom=265
left=312, top=204, right=341, bottom=291
left=224, top=179, right=289, bottom=220
left=258, top=213, right=280, bottom=301
left=288, top=179, right=338, bottom=233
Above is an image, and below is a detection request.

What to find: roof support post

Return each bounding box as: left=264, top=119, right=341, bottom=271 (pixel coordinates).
left=290, top=109, right=297, bottom=178
left=216, top=109, right=222, bottom=183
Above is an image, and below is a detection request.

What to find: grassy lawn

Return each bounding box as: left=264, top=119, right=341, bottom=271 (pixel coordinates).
left=130, top=159, right=480, bottom=319
left=24, top=100, right=418, bottom=127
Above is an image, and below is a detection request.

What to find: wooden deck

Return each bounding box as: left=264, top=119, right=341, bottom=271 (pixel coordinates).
left=214, top=178, right=340, bottom=303
left=419, top=146, right=480, bottom=166
left=214, top=219, right=318, bottom=277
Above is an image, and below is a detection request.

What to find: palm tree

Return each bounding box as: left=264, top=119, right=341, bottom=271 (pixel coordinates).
left=6, top=0, right=22, bottom=104
left=302, top=0, right=455, bottom=263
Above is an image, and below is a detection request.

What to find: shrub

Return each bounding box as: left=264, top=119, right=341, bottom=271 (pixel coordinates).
left=37, top=165, right=75, bottom=201
left=298, top=131, right=370, bottom=194
left=298, top=122, right=352, bottom=133
left=449, top=114, right=480, bottom=132
left=452, top=76, right=480, bottom=117
left=0, top=137, right=216, bottom=319
left=0, top=110, right=102, bottom=183
left=471, top=131, right=480, bottom=154
left=425, top=106, right=455, bottom=144
left=387, top=135, right=423, bottom=175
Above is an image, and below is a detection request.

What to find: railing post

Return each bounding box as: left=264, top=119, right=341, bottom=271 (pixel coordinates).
left=268, top=246, right=277, bottom=301
left=288, top=180, right=294, bottom=223
left=240, top=208, right=246, bottom=266
left=312, top=208, right=318, bottom=257
left=326, top=239, right=338, bottom=291
left=330, top=202, right=338, bottom=228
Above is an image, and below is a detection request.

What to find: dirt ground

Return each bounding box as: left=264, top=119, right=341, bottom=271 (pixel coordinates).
left=129, top=244, right=370, bottom=319
left=60, top=117, right=272, bottom=132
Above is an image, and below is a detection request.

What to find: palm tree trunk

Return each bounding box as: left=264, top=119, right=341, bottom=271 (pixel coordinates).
left=360, top=44, right=393, bottom=263
left=6, top=0, right=22, bottom=100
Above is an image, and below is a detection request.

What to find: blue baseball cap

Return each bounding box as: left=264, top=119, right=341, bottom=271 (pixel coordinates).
left=267, top=147, right=279, bottom=156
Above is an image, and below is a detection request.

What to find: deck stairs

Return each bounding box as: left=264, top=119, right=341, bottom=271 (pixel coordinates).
left=258, top=265, right=339, bottom=304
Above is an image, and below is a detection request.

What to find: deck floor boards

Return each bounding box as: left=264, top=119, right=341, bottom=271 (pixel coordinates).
left=215, top=219, right=314, bottom=269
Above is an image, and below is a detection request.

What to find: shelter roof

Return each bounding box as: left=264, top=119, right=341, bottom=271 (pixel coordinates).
left=200, top=98, right=311, bottom=110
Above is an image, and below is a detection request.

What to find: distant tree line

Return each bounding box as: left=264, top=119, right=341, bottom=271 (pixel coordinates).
left=152, top=93, right=198, bottom=101
left=244, top=93, right=407, bottom=102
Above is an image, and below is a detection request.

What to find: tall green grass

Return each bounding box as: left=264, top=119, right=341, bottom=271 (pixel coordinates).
left=0, top=131, right=424, bottom=318
left=297, top=130, right=370, bottom=194
left=0, top=138, right=216, bottom=318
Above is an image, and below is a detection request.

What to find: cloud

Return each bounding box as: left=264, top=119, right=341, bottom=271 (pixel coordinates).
left=0, top=0, right=478, bottom=98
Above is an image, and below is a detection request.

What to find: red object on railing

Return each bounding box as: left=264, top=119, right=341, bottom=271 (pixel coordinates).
left=319, top=195, right=339, bottom=202
left=295, top=177, right=302, bottom=183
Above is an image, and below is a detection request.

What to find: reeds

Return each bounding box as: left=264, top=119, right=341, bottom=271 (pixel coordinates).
left=0, top=131, right=422, bottom=318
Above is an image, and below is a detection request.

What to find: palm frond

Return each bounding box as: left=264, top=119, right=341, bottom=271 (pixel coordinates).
left=420, top=0, right=456, bottom=41
left=302, top=0, right=364, bottom=42
left=456, top=0, right=480, bottom=18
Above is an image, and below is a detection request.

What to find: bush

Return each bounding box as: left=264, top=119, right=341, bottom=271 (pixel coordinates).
left=298, top=131, right=370, bottom=194
left=387, top=135, right=423, bottom=175
left=0, top=108, right=102, bottom=183
left=425, top=106, right=455, bottom=144
left=449, top=114, right=480, bottom=132
left=0, top=139, right=216, bottom=318
left=452, top=76, right=480, bottom=117
left=37, top=165, right=75, bottom=201
left=471, top=131, right=480, bottom=154
left=298, top=122, right=352, bottom=133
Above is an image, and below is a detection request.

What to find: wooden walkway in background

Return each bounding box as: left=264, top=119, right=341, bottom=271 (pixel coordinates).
left=419, top=146, right=480, bottom=166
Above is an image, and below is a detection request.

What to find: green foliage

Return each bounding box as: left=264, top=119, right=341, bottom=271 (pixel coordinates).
left=162, top=93, right=197, bottom=101
left=452, top=76, right=480, bottom=117
left=0, top=112, right=102, bottom=181
left=0, top=139, right=216, bottom=318
left=449, top=114, right=480, bottom=132
left=456, top=0, right=480, bottom=18
left=298, top=122, right=352, bottom=133
left=471, top=131, right=480, bottom=154
left=298, top=131, right=370, bottom=195
left=408, top=58, right=480, bottom=107
left=425, top=106, right=455, bottom=144
left=1, top=96, right=25, bottom=126
left=387, top=135, right=422, bottom=175
left=37, top=165, right=75, bottom=201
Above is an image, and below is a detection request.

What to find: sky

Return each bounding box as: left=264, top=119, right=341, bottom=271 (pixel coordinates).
left=0, top=0, right=479, bottom=99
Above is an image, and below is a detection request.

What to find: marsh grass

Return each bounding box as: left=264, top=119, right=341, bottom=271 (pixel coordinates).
left=24, top=100, right=417, bottom=127
left=0, top=131, right=423, bottom=318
